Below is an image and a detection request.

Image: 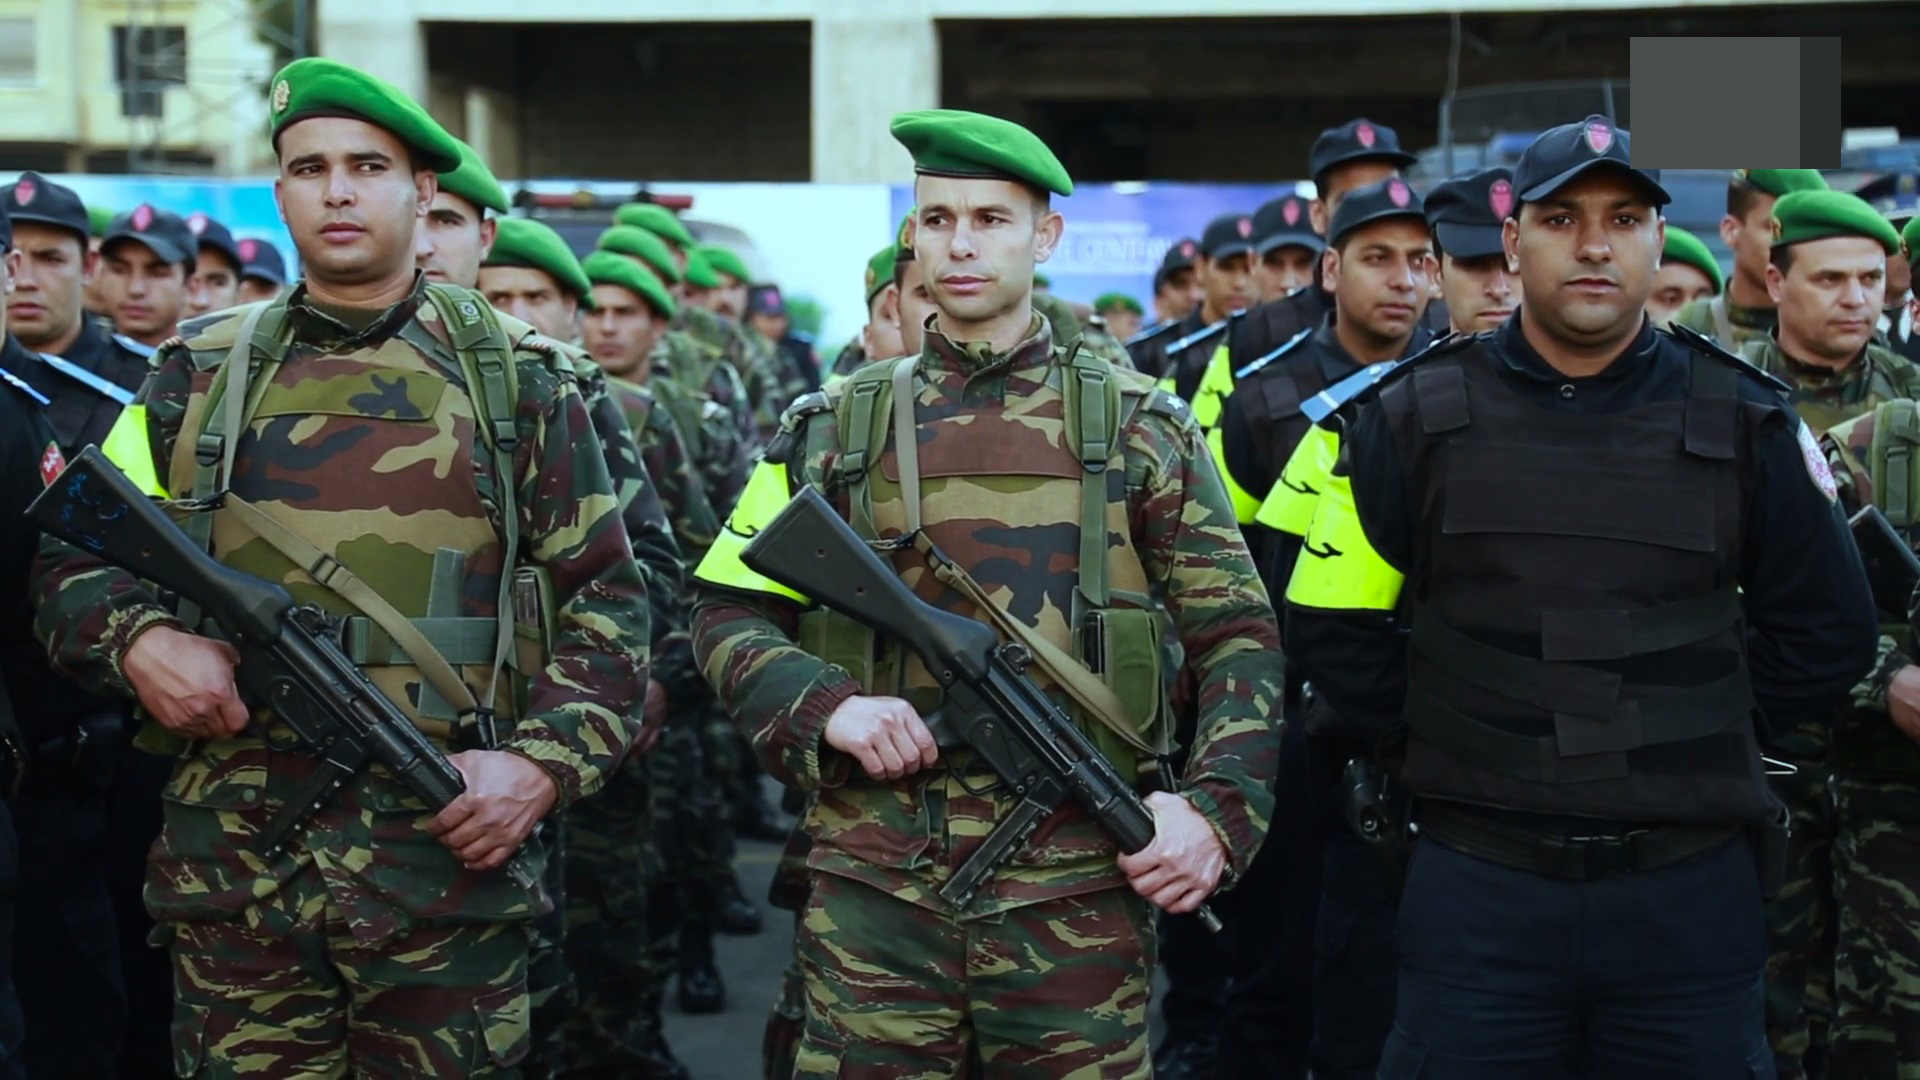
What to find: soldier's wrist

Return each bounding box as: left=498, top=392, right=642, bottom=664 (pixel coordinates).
left=107, top=606, right=190, bottom=694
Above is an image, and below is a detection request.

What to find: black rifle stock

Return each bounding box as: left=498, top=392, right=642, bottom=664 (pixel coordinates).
left=29, top=447, right=535, bottom=890
left=1849, top=504, right=1920, bottom=627
left=739, top=485, right=1222, bottom=932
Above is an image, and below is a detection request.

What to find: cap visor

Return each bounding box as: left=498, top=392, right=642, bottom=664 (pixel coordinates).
left=1331, top=208, right=1427, bottom=248
left=104, top=233, right=190, bottom=265
left=243, top=269, right=286, bottom=286
left=1204, top=241, right=1256, bottom=261
left=1313, top=149, right=1420, bottom=187
left=1255, top=231, right=1327, bottom=256
left=1433, top=222, right=1506, bottom=260
left=6, top=211, right=88, bottom=243
left=1519, top=160, right=1671, bottom=206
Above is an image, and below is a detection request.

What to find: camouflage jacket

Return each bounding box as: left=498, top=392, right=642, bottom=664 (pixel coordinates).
left=650, top=353, right=752, bottom=517
left=1741, top=333, right=1920, bottom=436
left=652, top=328, right=755, bottom=449
left=1822, top=406, right=1917, bottom=725
left=746, top=323, right=816, bottom=417
left=830, top=336, right=867, bottom=381
left=31, top=281, right=649, bottom=930
left=1674, top=294, right=1778, bottom=354
left=674, top=305, right=781, bottom=439
left=690, top=316, right=1283, bottom=917
left=607, top=376, right=721, bottom=562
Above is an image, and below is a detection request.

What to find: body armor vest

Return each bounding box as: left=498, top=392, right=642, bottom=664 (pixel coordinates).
left=1388, top=342, right=1776, bottom=825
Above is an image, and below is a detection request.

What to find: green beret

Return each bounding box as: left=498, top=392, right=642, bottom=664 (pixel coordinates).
left=889, top=109, right=1074, bottom=197
left=1093, top=292, right=1144, bottom=316
left=267, top=57, right=461, bottom=174
left=613, top=203, right=696, bottom=251
left=484, top=217, right=591, bottom=301
left=87, top=205, right=114, bottom=238
left=1660, top=227, right=1723, bottom=295
left=1770, top=190, right=1902, bottom=254
left=1736, top=168, right=1829, bottom=198
left=683, top=248, right=721, bottom=290
left=437, top=138, right=509, bottom=215
left=1033, top=272, right=1052, bottom=289
left=583, top=250, right=676, bottom=320
left=865, top=244, right=897, bottom=305
left=698, top=244, right=752, bottom=284
left=596, top=225, right=681, bottom=285
left=1903, top=215, right=1920, bottom=265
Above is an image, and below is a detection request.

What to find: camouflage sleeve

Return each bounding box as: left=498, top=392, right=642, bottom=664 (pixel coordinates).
left=579, top=367, right=684, bottom=634
left=697, top=401, right=751, bottom=515
left=712, top=356, right=758, bottom=449
left=31, top=344, right=193, bottom=694
left=691, top=404, right=863, bottom=791
left=639, top=405, right=720, bottom=562
left=502, top=356, right=651, bottom=805
left=1126, top=398, right=1285, bottom=878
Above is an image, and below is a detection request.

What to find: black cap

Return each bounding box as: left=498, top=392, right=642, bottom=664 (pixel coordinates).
left=1512, top=115, right=1669, bottom=207
left=101, top=204, right=195, bottom=266
left=236, top=236, right=287, bottom=285
left=1159, top=236, right=1201, bottom=275
left=1251, top=194, right=1324, bottom=256
left=1424, top=167, right=1514, bottom=259
left=1308, top=118, right=1418, bottom=190
left=184, top=212, right=242, bottom=271
left=1328, top=178, right=1427, bottom=246
left=3, top=171, right=90, bottom=246
left=1199, top=212, right=1258, bottom=261
left=747, top=284, right=786, bottom=317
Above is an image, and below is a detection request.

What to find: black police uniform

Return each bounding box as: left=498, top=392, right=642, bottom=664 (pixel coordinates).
left=1286, top=119, right=1878, bottom=1074
left=1128, top=239, right=1203, bottom=379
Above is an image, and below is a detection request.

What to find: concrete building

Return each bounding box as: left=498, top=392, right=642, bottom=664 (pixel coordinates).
left=0, top=0, right=280, bottom=173
left=324, top=0, right=1918, bottom=184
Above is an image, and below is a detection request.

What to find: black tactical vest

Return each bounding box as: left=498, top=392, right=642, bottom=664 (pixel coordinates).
left=1382, top=340, right=1777, bottom=826
left=1242, top=348, right=1349, bottom=486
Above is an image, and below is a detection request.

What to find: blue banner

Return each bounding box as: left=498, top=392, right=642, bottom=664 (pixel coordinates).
left=888, top=182, right=1302, bottom=309
left=34, top=174, right=298, bottom=276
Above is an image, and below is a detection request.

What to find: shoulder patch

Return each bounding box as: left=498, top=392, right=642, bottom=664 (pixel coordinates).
left=1665, top=324, right=1793, bottom=395
left=1140, top=388, right=1194, bottom=424
left=1235, top=326, right=1313, bottom=380
left=1797, top=419, right=1839, bottom=503
left=778, top=390, right=833, bottom=433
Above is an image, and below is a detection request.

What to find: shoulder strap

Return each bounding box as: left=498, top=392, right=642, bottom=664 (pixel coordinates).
left=834, top=357, right=905, bottom=543
left=1871, top=399, right=1920, bottom=526
left=1235, top=326, right=1313, bottom=380
left=1683, top=351, right=1740, bottom=461
left=1413, top=365, right=1471, bottom=434
left=1711, top=296, right=1737, bottom=351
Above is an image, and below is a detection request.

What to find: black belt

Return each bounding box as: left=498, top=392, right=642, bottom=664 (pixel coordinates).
left=1416, top=801, right=1742, bottom=883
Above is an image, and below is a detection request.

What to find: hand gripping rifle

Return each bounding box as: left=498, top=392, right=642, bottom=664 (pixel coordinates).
left=739, top=485, right=1222, bottom=932
left=29, top=447, right=536, bottom=890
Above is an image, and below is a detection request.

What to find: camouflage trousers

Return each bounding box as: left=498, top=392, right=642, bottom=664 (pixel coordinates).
left=646, top=713, right=723, bottom=977
left=1829, top=773, right=1920, bottom=1077
left=166, top=862, right=531, bottom=1077
left=764, top=930, right=808, bottom=1080
left=793, top=874, right=1156, bottom=1078
left=524, top=816, right=572, bottom=1080
left=1767, top=756, right=1838, bottom=1079
left=559, top=750, right=658, bottom=1070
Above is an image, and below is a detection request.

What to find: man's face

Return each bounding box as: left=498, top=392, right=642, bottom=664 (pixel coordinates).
left=582, top=284, right=661, bottom=379
left=416, top=191, right=495, bottom=289
left=1646, top=261, right=1717, bottom=327
left=237, top=278, right=282, bottom=304
left=749, top=310, right=788, bottom=341
left=100, top=239, right=188, bottom=341
left=1157, top=268, right=1199, bottom=320
left=1437, top=252, right=1516, bottom=334
left=1256, top=244, right=1318, bottom=302
left=1311, top=162, right=1400, bottom=236
left=913, top=175, right=1061, bottom=329
left=480, top=265, right=578, bottom=341
left=275, top=116, right=433, bottom=288
left=894, top=268, right=939, bottom=357
left=0, top=248, right=17, bottom=339
left=1504, top=171, right=1662, bottom=347
left=1767, top=236, right=1887, bottom=364
left=1328, top=219, right=1433, bottom=347
left=1886, top=246, right=1912, bottom=309
left=1198, top=251, right=1254, bottom=318
left=1721, top=192, right=1778, bottom=286
left=711, top=273, right=750, bottom=320
left=186, top=249, right=240, bottom=318
left=6, top=222, right=91, bottom=350
left=1104, top=307, right=1142, bottom=341
left=863, top=283, right=905, bottom=360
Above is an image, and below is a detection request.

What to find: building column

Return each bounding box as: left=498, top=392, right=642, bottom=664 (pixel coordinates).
left=810, top=0, right=938, bottom=183
left=315, top=0, right=427, bottom=102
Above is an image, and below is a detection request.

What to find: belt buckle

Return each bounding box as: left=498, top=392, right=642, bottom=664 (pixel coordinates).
left=1567, top=831, right=1638, bottom=879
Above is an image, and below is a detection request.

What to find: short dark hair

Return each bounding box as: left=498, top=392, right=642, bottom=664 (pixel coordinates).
left=1769, top=244, right=1795, bottom=275
left=1728, top=179, right=1765, bottom=221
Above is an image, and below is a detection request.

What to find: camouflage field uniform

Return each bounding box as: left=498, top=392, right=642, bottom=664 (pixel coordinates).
left=654, top=329, right=757, bottom=454
left=1743, top=333, right=1920, bottom=1077
left=1033, top=293, right=1135, bottom=372
left=31, top=282, right=650, bottom=1077
left=674, top=305, right=782, bottom=441
left=747, top=322, right=818, bottom=421
left=1821, top=402, right=1920, bottom=1077
left=1674, top=294, right=1779, bottom=353
left=691, top=314, right=1283, bottom=1076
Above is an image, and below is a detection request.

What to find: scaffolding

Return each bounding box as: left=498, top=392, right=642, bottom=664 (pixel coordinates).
left=120, top=0, right=314, bottom=174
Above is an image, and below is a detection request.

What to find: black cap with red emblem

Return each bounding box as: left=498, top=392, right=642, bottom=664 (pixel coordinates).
left=102, top=203, right=195, bottom=266
left=3, top=171, right=90, bottom=248
left=1199, top=212, right=1259, bottom=261
left=1328, top=178, right=1428, bottom=247
left=185, top=212, right=244, bottom=273
left=1308, top=118, right=1418, bottom=192
left=1424, top=167, right=1515, bottom=259
left=1512, top=115, right=1669, bottom=207
left=1251, top=194, right=1325, bottom=256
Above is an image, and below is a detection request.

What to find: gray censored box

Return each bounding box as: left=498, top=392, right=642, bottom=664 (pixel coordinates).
left=1631, top=37, right=1841, bottom=168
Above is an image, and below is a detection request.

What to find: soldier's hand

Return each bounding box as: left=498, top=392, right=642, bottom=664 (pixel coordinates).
left=823, top=695, right=938, bottom=781
left=1116, top=791, right=1227, bottom=915
left=122, top=625, right=250, bottom=740
left=635, top=679, right=670, bottom=756
left=429, top=750, right=560, bottom=872
left=1888, top=664, right=1920, bottom=744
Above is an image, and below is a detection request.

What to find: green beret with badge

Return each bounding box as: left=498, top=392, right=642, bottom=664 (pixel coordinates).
left=614, top=203, right=697, bottom=251
left=1094, top=292, right=1143, bottom=317
left=1903, top=215, right=1920, bottom=265
left=486, top=217, right=593, bottom=302
left=683, top=247, right=721, bottom=289
left=1770, top=189, right=1901, bottom=253
left=1660, top=226, right=1724, bottom=294
left=865, top=244, right=897, bottom=305
left=889, top=109, right=1074, bottom=197
left=698, top=244, right=752, bottom=284
left=596, top=225, right=682, bottom=285
left=583, top=249, right=676, bottom=320
left=437, top=137, right=510, bottom=215
left=1735, top=168, right=1829, bottom=197
left=266, top=57, right=462, bottom=174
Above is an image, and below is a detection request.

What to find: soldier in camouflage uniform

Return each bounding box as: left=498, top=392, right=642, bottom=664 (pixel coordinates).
left=692, top=108, right=1282, bottom=1076
left=31, top=59, right=650, bottom=1076
left=703, top=244, right=814, bottom=416
left=1672, top=169, right=1828, bottom=351
left=1737, top=189, right=1918, bottom=1080
left=1819, top=399, right=1920, bottom=1078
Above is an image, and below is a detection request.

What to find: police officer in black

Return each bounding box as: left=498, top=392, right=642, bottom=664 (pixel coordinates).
left=1128, top=238, right=1203, bottom=377
left=1285, top=116, right=1878, bottom=1076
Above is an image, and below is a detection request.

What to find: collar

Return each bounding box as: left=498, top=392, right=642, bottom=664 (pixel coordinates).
left=1725, top=297, right=1778, bottom=330
left=920, top=313, right=1053, bottom=379
left=1494, top=309, right=1659, bottom=386
left=0, top=335, right=49, bottom=406
left=281, top=274, right=428, bottom=349
left=1769, top=330, right=1871, bottom=389
left=1310, top=313, right=1363, bottom=384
